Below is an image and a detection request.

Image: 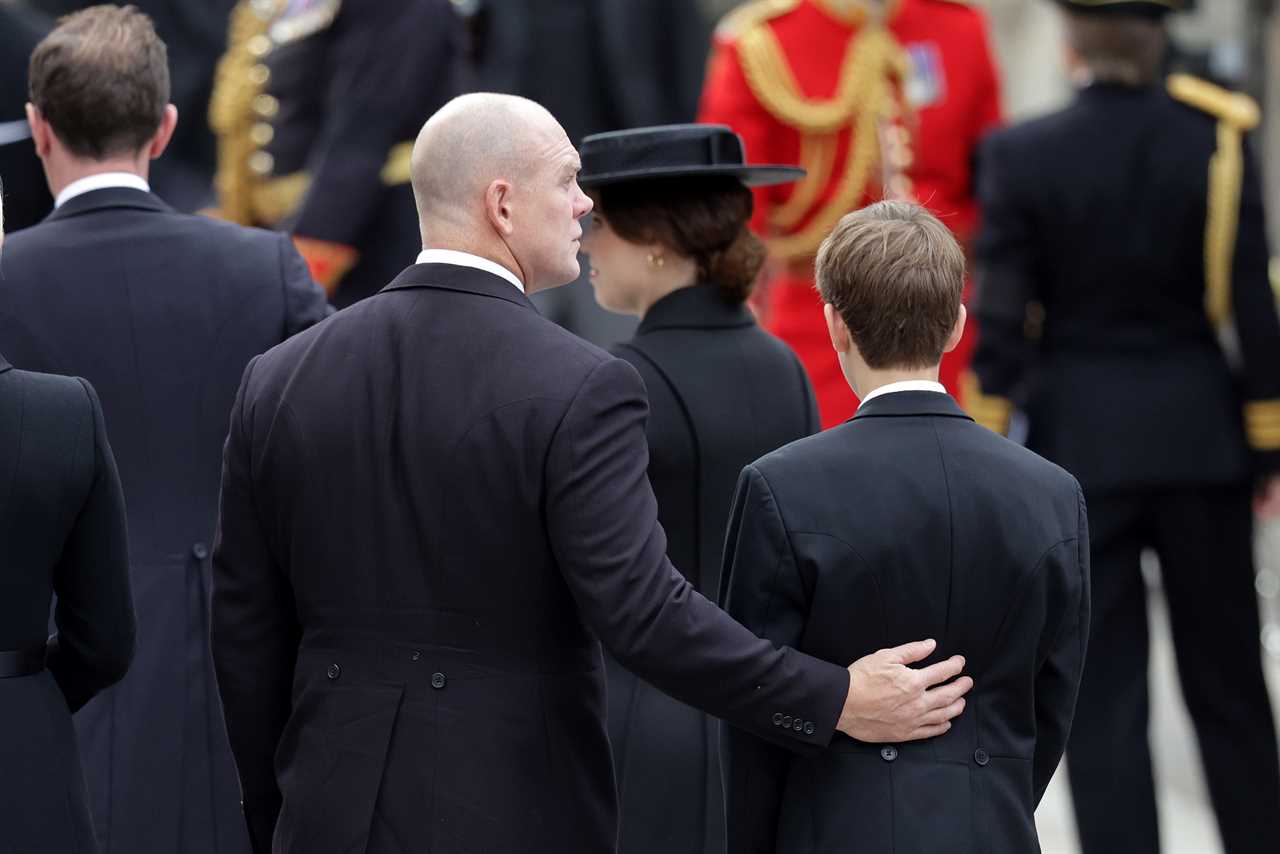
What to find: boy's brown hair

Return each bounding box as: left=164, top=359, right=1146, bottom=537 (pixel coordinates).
left=815, top=201, right=965, bottom=370
left=28, top=4, right=170, bottom=160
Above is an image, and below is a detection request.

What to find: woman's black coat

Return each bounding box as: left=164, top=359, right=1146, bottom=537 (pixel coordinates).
left=605, top=284, right=819, bottom=854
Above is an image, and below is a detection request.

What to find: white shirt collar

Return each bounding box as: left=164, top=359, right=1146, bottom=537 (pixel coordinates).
left=859, top=379, right=947, bottom=406
left=415, top=248, right=525, bottom=293
left=55, top=172, right=151, bottom=208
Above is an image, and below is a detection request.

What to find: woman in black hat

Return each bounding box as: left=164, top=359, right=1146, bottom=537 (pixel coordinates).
left=578, top=124, right=819, bottom=854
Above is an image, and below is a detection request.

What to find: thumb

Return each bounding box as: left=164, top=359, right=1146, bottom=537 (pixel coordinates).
left=887, top=638, right=937, bottom=665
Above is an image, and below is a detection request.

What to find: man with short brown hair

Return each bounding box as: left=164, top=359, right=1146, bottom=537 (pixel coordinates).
left=0, top=6, right=329, bottom=853
left=720, top=200, right=1090, bottom=854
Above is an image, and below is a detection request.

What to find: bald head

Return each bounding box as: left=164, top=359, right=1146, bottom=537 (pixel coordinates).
left=411, top=93, right=564, bottom=227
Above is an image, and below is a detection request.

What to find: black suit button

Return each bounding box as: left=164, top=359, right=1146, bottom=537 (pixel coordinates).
left=782, top=715, right=793, bottom=728
left=772, top=713, right=784, bottom=726
left=792, top=719, right=803, bottom=732
left=880, top=746, right=898, bottom=763
left=803, top=722, right=815, bottom=736
left=192, top=542, right=209, bottom=561
left=326, top=664, right=340, bottom=680
left=431, top=672, right=447, bottom=689
left=974, top=748, right=990, bottom=766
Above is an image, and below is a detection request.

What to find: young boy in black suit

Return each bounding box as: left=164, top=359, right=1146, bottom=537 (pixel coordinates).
left=720, top=201, right=1091, bottom=854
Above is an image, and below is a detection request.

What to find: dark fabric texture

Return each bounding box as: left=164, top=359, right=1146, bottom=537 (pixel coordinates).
left=1066, top=487, right=1280, bottom=854
left=210, top=262, right=850, bottom=854
left=0, top=188, right=331, bottom=854
left=720, top=391, right=1090, bottom=854
left=0, top=3, right=54, bottom=231
left=0, top=359, right=135, bottom=854
left=972, top=82, right=1280, bottom=490
left=605, top=284, right=819, bottom=854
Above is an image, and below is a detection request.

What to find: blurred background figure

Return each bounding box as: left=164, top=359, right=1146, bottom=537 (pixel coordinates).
left=0, top=7, right=330, bottom=853
left=0, top=183, right=136, bottom=854
left=209, top=0, right=462, bottom=306
left=969, top=2, right=1280, bottom=853
left=698, top=0, right=1003, bottom=427
left=0, top=0, right=53, bottom=230
left=578, top=124, right=817, bottom=854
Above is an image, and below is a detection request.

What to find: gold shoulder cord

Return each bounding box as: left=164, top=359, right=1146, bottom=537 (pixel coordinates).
left=210, top=0, right=280, bottom=225
left=734, top=11, right=910, bottom=261
left=1167, top=73, right=1261, bottom=329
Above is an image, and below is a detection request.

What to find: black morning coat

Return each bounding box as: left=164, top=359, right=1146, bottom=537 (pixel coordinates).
left=606, top=283, right=820, bottom=854
left=0, top=187, right=331, bottom=854
left=210, top=263, right=850, bottom=854
left=720, top=391, right=1090, bottom=854
left=0, top=357, right=135, bottom=854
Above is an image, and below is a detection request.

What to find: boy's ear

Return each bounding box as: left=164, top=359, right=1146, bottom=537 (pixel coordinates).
left=824, top=303, right=852, bottom=354
left=942, top=304, right=967, bottom=355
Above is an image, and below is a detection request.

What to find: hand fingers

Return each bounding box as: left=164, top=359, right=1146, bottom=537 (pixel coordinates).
left=904, top=722, right=952, bottom=741
left=885, top=638, right=937, bottom=665
left=920, top=697, right=966, bottom=727
left=914, top=655, right=967, bottom=689
left=921, top=675, right=973, bottom=711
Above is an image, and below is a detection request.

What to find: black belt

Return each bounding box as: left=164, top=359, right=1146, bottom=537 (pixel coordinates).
left=0, top=646, right=45, bottom=678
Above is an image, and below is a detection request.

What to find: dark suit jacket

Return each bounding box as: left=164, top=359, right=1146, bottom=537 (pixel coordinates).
left=721, top=391, right=1090, bottom=854
left=0, top=187, right=331, bottom=854
left=211, top=263, right=849, bottom=854
left=0, top=357, right=135, bottom=854
left=972, top=82, right=1280, bottom=491
left=606, top=284, right=819, bottom=854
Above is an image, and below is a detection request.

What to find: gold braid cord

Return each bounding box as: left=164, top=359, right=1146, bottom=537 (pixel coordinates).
left=210, top=0, right=279, bottom=225
left=960, top=371, right=1012, bottom=436
left=1167, top=73, right=1261, bottom=330
left=737, top=19, right=910, bottom=261
left=1245, top=400, right=1280, bottom=451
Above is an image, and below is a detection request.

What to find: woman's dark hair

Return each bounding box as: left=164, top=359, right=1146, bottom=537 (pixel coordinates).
left=589, top=176, right=766, bottom=303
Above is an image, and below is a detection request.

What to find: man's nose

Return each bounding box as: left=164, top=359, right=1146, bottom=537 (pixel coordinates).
left=575, top=188, right=594, bottom=217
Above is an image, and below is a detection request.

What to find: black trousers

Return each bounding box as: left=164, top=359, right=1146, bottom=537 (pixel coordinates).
left=1066, top=484, right=1280, bottom=854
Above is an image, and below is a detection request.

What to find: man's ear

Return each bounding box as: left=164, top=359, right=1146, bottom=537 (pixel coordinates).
left=484, top=178, right=515, bottom=236
left=147, top=104, right=179, bottom=160
left=25, top=103, right=53, bottom=159
left=942, top=303, right=967, bottom=354
left=824, top=302, right=852, bottom=355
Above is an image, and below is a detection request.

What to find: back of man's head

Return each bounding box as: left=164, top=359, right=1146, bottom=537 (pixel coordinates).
left=28, top=4, right=169, bottom=160
left=816, top=201, right=964, bottom=370
left=1063, top=10, right=1165, bottom=87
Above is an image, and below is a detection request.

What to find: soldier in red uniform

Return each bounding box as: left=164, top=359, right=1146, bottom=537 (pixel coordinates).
left=698, top=0, right=1003, bottom=427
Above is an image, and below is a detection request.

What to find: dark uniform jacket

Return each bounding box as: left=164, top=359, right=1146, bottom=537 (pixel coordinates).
left=0, top=359, right=135, bottom=854
left=969, top=79, right=1280, bottom=491
left=606, top=284, right=819, bottom=854
left=0, top=187, right=331, bottom=854
left=211, top=0, right=463, bottom=305
left=721, top=391, right=1090, bottom=854
left=211, top=263, right=849, bottom=854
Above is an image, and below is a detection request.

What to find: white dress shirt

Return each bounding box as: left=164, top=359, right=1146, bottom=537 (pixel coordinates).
left=415, top=248, right=525, bottom=293
left=859, top=379, right=947, bottom=406
left=55, top=172, right=151, bottom=208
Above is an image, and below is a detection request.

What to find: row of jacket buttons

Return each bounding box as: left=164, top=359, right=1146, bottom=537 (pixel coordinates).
left=879, top=746, right=991, bottom=766
left=771, top=713, right=815, bottom=736
left=323, top=662, right=448, bottom=691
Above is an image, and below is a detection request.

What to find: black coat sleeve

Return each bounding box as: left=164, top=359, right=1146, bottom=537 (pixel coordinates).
left=46, top=379, right=136, bottom=713
left=718, top=464, right=810, bottom=854
left=291, top=0, right=461, bottom=247
left=1031, top=483, right=1091, bottom=804
left=278, top=233, right=333, bottom=337
left=544, top=357, right=848, bottom=752
left=1231, top=137, right=1280, bottom=475
left=211, top=357, right=301, bottom=854
left=970, top=133, right=1034, bottom=435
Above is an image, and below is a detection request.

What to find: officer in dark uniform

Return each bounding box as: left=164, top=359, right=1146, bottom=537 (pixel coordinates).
left=211, top=0, right=463, bottom=306
left=967, top=1, right=1280, bottom=852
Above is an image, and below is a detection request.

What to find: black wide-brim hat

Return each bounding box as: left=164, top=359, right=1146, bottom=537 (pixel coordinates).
left=577, top=124, right=804, bottom=189
left=1052, top=0, right=1185, bottom=17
